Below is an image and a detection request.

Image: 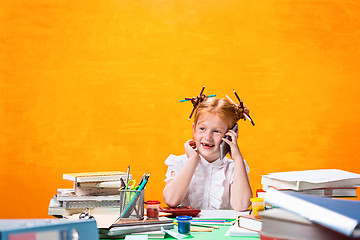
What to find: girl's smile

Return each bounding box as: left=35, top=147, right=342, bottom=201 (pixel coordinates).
left=193, top=113, right=228, bottom=162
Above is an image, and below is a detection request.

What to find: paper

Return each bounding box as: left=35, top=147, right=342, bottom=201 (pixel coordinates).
left=161, top=227, right=190, bottom=239
left=194, top=210, right=249, bottom=219
left=125, top=235, right=148, bottom=240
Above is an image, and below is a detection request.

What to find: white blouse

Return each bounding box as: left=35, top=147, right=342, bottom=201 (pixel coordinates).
left=164, top=154, right=250, bottom=210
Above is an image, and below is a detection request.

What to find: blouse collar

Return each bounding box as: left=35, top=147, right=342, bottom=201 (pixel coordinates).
left=199, top=154, right=227, bottom=167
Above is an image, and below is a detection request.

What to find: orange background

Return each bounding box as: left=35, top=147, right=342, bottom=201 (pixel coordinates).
left=1, top=0, right=360, bottom=218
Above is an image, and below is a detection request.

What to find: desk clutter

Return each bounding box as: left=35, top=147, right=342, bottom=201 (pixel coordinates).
left=44, top=168, right=360, bottom=239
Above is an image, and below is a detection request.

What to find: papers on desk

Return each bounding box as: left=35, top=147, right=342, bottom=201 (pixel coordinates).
left=195, top=209, right=249, bottom=220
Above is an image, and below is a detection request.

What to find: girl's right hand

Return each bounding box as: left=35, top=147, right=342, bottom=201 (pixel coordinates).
left=184, top=139, right=200, bottom=161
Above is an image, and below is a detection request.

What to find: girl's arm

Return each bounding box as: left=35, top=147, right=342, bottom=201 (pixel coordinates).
left=163, top=139, right=200, bottom=207
left=222, top=130, right=253, bottom=211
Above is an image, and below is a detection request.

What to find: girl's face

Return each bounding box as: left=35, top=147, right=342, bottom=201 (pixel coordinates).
left=193, top=113, right=228, bottom=162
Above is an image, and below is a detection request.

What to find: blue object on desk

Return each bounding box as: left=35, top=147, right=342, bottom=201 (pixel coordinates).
left=176, top=215, right=192, bottom=235
left=0, top=218, right=98, bottom=240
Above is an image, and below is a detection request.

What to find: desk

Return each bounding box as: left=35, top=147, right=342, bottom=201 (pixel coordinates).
left=102, top=222, right=260, bottom=240
left=101, top=210, right=259, bottom=239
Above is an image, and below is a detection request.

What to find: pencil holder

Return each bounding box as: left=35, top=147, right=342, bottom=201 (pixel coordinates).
left=119, top=189, right=145, bottom=219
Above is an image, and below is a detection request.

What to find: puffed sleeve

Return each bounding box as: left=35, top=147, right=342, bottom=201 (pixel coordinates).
left=164, top=154, right=186, bottom=182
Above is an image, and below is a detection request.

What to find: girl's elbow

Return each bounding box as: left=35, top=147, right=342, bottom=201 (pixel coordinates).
left=233, top=203, right=250, bottom=212
left=163, top=191, right=181, bottom=208
left=164, top=197, right=181, bottom=208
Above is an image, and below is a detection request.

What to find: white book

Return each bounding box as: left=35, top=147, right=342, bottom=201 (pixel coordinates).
left=225, top=224, right=260, bottom=237
left=63, top=171, right=130, bottom=183
left=57, top=195, right=120, bottom=201
left=261, top=169, right=360, bottom=191
left=238, top=215, right=262, bottom=232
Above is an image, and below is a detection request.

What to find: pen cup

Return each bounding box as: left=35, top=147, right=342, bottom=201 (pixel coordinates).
left=144, top=200, right=160, bottom=219
left=250, top=197, right=265, bottom=217
left=176, top=216, right=192, bottom=235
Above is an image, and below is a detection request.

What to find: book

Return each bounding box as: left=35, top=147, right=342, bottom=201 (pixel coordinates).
left=76, top=181, right=123, bottom=188
left=239, top=214, right=263, bottom=232
left=56, top=195, right=120, bottom=201
left=63, top=171, right=130, bottom=183
left=48, top=196, right=120, bottom=216
left=0, top=218, right=98, bottom=240
left=100, top=217, right=174, bottom=237
left=260, top=208, right=360, bottom=240
left=261, top=169, right=360, bottom=191
left=225, top=223, right=260, bottom=237
left=74, top=186, right=120, bottom=196
left=261, top=186, right=358, bottom=198
left=264, top=188, right=360, bottom=238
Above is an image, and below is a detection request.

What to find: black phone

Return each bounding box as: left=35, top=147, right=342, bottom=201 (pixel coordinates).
left=219, top=123, right=238, bottom=160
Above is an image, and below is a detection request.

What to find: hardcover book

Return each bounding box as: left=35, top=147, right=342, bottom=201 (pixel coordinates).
left=264, top=188, right=360, bottom=238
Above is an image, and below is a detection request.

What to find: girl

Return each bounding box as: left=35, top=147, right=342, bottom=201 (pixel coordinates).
left=163, top=94, right=253, bottom=211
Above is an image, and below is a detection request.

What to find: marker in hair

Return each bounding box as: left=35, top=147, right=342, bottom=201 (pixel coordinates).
left=199, top=86, right=205, bottom=96
left=188, top=107, right=196, bottom=121
left=244, top=113, right=255, bottom=126
left=233, top=89, right=241, bottom=103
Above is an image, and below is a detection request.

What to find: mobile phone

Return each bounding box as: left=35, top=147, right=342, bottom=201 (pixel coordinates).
left=219, top=123, right=238, bottom=160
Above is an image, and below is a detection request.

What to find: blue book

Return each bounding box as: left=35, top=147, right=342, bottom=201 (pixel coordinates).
left=265, top=188, right=360, bottom=238
left=0, top=218, right=98, bottom=240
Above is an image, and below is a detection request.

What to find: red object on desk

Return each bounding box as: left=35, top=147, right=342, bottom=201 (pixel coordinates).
left=160, top=206, right=201, bottom=217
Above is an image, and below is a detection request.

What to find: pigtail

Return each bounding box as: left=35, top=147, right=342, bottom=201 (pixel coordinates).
left=191, top=94, right=208, bottom=110
left=235, top=103, right=250, bottom=121
left=179, top=86, right=216, bottom=121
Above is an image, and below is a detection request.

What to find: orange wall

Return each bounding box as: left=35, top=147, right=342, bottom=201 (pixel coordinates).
left=1, top=0, right=360, bottom=218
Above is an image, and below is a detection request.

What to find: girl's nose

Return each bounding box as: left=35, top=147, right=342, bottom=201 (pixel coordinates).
left=204, top=131, right=212, bottom=140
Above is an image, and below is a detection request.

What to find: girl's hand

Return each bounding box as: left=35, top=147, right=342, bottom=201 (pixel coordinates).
left=222, top=130, right=242, bottom=161
left=184, top=139, right=200, bottom=162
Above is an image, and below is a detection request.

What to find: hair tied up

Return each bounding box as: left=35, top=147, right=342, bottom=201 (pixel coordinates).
left=191, top=94, right=208, bottom=110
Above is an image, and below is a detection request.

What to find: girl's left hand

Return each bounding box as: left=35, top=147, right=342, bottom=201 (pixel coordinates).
left=222, top=129, right=242, bottom=161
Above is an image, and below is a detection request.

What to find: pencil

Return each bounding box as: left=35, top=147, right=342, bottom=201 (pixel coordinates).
left=233, top=89, right=241, bottom=103
left=226, top=95, right=236, bottom=104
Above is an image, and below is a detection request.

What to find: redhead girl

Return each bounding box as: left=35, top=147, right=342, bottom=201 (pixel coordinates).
left=163, top=95, right=253, bottom=211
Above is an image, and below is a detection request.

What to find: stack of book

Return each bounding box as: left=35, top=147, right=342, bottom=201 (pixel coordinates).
left=259, top=169, right=360, bottom=198
left=48, top=171, right=130, bottom=217
left=261, top=188, right=360, bottom=240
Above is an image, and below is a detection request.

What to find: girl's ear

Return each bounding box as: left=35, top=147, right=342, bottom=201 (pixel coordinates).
left=192, top=123, right=196, bottom=135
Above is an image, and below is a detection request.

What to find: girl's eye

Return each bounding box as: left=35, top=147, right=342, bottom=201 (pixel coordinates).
left=199, top=127, right=205, bottom=131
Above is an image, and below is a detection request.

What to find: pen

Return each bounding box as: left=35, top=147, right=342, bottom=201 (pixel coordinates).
left=233, top=89, right=241, bottom=103
left=125, top=165, right=130, bottom=189
left=120, top=178, right=126, bottom=189
left=120, top=177, right=149, bottom=218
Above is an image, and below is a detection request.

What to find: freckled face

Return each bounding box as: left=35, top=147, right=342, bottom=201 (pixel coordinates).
left=193, top=113, right=228, bottom=162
